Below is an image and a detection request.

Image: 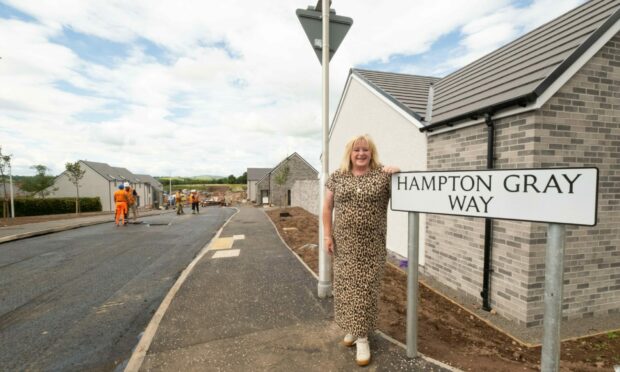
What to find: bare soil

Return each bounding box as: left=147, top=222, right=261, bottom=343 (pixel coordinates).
left=266, top=207, right=620, bottom=372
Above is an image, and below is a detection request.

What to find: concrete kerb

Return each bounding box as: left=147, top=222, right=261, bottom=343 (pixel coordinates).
left=262, top=208, right=462, bottom=371
left=0, top=221, right=111, bottom=244
left=262, top=208, right=318, bottom=281
left=123, top=207, right=240, bottom=372
left=0, top=210, right=175, bottom=245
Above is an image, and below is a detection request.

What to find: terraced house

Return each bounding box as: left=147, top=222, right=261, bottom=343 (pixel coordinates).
left=329, top=0, right=620, bottom=329
left=48, top=161, right=160, bottom=212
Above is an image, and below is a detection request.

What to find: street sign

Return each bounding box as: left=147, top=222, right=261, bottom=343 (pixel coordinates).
left=391, top=168, right=598, bottom=226
left=296, top=7, right=353, bottom=63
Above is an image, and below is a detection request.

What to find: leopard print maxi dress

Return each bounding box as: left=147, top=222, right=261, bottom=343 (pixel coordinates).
left=326, top=167, right=391, bottom=338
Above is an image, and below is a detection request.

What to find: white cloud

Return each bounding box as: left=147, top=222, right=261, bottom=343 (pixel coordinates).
left=0, top=0, right=589, bottom=177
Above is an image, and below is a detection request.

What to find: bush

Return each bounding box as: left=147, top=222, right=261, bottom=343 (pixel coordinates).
left=0, top=197, right=102, bottom=217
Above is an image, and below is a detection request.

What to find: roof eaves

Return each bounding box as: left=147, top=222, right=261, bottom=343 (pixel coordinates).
left=421, top=7, right=620, bottom=133
left=80, top=160, right=113, bottom=181
left=420, top=92, right=536, bottom=132
left=534, top=7, right=620, bottom=97
left=351, top=69, right=424, bottom=122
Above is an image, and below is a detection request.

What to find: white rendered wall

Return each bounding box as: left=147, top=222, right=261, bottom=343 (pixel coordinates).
left=248, top=180, right=259, bottom=202
left=48, top=164, right=113, bottom=211
left=329, top=77, right=427, bottom=263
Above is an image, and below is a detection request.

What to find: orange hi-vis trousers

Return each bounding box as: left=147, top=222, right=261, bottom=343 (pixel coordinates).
left=115, top=202, right=127, bottom=225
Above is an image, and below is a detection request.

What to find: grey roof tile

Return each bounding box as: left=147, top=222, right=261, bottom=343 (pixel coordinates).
left=352, top=69, right=439, bottom=120
left=135, top=174, right=164, bottom=191
left=247, top=168, right=271, bottom=181
left=429, top=0, right=620, bottom=126
left=81, top=161, right=141, bottom=184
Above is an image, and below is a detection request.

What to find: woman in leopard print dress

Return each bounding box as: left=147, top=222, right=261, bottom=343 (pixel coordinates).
left=323, top=134, right=399, bottom=366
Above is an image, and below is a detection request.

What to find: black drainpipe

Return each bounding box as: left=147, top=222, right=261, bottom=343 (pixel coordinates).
left=481, top=113, right=495, bottom=311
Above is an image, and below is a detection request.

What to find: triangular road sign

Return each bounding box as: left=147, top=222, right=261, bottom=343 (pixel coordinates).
left=296, top=7, right=353, bottom=64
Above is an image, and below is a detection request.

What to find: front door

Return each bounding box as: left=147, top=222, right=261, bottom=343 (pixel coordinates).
left=261, top=190, right=269, bottom=204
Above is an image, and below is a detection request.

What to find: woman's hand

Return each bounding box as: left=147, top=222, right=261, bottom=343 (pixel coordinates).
left=382, top=165, right=400, bottom=174
left=324, top=235, right=334, bottom=255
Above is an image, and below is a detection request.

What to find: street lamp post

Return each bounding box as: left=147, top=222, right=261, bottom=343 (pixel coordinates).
left=8, top=163, right=15, bottom=218
left=318, top=0, right=331, bottom=298
left=297, top=1, right=352, bottom=298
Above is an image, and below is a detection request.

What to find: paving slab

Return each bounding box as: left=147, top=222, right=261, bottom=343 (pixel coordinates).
left=138, top=207, right=457, bottom=372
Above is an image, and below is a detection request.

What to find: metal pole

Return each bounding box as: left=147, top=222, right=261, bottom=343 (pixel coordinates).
left=406, top=212, right=419, bottom=357
left=317, top=0, right=332, bottom=298
left=541, top=223, right=566, bottom=372
left=9, top=163, right=15, bottom=219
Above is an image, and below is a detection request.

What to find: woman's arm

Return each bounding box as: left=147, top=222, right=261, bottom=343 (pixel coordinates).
left=382, top=165, right=400, bottom=174
left=322, top=188, right=335, bottom=255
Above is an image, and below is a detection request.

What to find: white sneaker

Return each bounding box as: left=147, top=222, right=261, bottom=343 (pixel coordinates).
left=343, top=333, right=355, bottom=347
left=355, top=337, right=370, bottom=366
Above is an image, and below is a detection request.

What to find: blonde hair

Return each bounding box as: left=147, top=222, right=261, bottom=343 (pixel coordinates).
left=339, top=134, right=381, bottom=173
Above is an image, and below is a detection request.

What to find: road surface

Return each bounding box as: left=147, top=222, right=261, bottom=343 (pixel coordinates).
left=0, top=206, right=235, bottom=371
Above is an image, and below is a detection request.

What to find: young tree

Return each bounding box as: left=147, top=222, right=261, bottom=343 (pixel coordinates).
left=273, top=165, right=290, bottom=208
left=0, top=147, right=12, bottom=220
left=237, top=171, right=247, bottom=184
left=21, top=165, right=57, bottom=198
left=65, top=161, right=86, bottom=214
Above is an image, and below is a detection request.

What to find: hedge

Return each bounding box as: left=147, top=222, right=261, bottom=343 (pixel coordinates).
left=0, top=197, right=102, bottom=217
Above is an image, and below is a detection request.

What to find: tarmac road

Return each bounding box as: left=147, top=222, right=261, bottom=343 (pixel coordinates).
left=0, top=206, right=235, bottom=372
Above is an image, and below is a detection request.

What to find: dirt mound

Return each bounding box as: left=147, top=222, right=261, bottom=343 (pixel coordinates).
left=266, top=206, right=620, bottom=371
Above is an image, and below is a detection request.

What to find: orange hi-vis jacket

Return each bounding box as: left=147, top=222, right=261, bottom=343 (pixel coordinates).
left=114, top=189, right=128, bottom=225
left=114, top=189, right=128, bottom=204
left=126, top=188, right=135, bottom=205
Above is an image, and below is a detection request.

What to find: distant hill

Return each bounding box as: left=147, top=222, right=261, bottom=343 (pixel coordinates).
left=191, top=175, right=225, bottom=180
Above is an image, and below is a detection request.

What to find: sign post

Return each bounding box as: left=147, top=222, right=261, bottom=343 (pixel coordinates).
left=406, top=211, right=419, bottom=358
left=296, top=1, right=352, bottom=298
left=391, top=168, right=598, bottom=370
left=541, top=223, right=566, bottom=371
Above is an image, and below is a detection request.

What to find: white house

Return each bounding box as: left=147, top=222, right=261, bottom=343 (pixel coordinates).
left=48, top=161, right=154, bottom=212
left=135, top=174, right=164, bottom=209
left=246, top=168, right=271, bottom=203
left=329, top=0, right=620, bottom=328
left=329, top=68, right=438, bottom=262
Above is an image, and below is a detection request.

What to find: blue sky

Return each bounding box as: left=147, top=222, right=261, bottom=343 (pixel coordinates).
left=0, top=0, right=586, bottom=176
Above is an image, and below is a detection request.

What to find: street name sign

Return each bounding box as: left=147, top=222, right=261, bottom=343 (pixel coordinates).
left=391, top=168, right=598, bottom=226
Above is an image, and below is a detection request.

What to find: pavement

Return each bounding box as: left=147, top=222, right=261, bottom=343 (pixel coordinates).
left=126, top=206, right=457, bottom=372
left=0, top=209, right=173, bottom=244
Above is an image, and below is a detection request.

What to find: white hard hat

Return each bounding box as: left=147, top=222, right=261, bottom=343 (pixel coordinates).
left=191, top=189, right=196, bottom=192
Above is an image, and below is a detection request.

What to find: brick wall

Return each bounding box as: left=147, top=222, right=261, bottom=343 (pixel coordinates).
left=425, top=32, right=620, bottom=326
left=532, top=32, right=620, bottom=323
left=292, top=179, right=319, bottom=215
left=426, top=113, right=540, bottom=325
left=257, top=154, right=318, bottom=207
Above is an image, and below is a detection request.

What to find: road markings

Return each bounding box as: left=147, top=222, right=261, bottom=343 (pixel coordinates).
left=233, top=234, right=245, bottom=240
left=212, top=249, right=240, bottom=258
left=211, top=237, right=234, bottom=250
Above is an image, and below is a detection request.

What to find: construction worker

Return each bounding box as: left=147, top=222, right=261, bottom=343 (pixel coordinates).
left=190, top=189, right=200, bottom=214
left=125, top=184, right=138, bottom=222
left=175, top=190, right=184, bottom=215
left=114, top=184, right=128, bottom=226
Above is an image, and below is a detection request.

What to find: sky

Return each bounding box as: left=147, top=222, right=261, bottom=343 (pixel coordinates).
left=0, top=0, right=586, bottom=177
